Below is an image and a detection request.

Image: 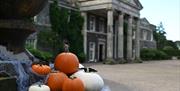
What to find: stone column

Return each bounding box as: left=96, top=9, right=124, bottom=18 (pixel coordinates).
left=118, top=12, right=124, bottom=61
left=127, top=15, right=133, bottom=61
left=106, top=10, right=114, bottom=61
left=81, top=12, right=87, bottom=54
left=135, top=19, right=141, bottom=62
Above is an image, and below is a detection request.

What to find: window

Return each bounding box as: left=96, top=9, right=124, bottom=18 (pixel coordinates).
left=151, top=32, right=153, bottom=41
left=89, top=15, right=96, bottom=31
left=147, top=31, right=151, bottom=40
left=99, top=18, right=105, bottom=33
left=140, top=30, right=143, bottom=39
left=133, top=30, right=136, bottom=39
left=34, top=16, right=37, bottom=23
left=143, top=30, right=147, bottom=40
left=89, top=42, right=95, bottom=62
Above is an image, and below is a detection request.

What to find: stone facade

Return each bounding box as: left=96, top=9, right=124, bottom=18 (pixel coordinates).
left=79, top=0, right=143, bottom=62
left=139, top=18, right=156, bottom=49
left=27, top=0, right=157, bottom=62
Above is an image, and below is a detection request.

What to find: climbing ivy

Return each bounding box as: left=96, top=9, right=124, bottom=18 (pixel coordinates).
left=49, top=0, right=85, bottom=62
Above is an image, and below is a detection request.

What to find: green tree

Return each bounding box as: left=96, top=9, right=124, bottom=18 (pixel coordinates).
left=37, top=29, right=57, bottom=53
left=49, top=0, right=69, bottom=55
left=153, top=22, right=167, bottom=49
left=67, top=10, right=84, bottom=57
left=153, top=22, right=180, bottom=58
left=165, top=40, right=178, bottom=50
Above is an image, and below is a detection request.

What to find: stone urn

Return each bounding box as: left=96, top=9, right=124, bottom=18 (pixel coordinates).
left=0, top=0, right=47, bottom=19
left=0, top=0, right=48, bottom=53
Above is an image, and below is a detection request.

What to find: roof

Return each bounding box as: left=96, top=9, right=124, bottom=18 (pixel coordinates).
left=140, top=18, right=150, bottom=24
left=121, top=0, right=143, bottom=10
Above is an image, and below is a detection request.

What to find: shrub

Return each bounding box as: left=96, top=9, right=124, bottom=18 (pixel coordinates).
left=27, top=47, right=53, bottom=61
left=140, top=49, right=155, bottom=60
left=77, top=52, right=86, bottom=63
left=154, top=50, right=169, bottom=60
left=178, top=56, right=180, bottom=59
left=103, top=59, right=117, bottom=65
left=163, top=46, right=180, bottom=57
left=141, top=48, right=168, bottom=60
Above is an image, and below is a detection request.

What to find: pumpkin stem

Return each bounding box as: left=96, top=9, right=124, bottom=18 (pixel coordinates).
left=70, top=76, right=77, bottom=80
left=51, top=70, right=59, bottom=73
left=36, top=81, right=43, bottom=87
left=63, top=39, right=69, bottom=52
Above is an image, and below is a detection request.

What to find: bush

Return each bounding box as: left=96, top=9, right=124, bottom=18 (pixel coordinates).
left=77, top=52, right=86, bottom=63
left=141, top=48, right=169, bottom=60
left=140, top=49, right=155, bottom=60
left=163, top=46, right=180, bottom=57
left=178, top=56, right=180, bottom=59
left=154, top=50, right=169, bottom=60
left=27, top=47, right=53, bottom=61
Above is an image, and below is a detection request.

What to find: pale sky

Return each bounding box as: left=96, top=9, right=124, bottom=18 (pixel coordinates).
left=140, top=0, right=180, bottom=41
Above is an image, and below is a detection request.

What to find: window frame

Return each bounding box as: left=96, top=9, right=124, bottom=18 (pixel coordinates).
left=89, top=15, right=96, bottom=32
left=89, top=42, right=95, bottom=62
left=99, top=18, right=105, bottom=33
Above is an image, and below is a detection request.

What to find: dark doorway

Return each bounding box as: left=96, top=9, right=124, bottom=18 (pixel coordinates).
left=99, top=44, right=103, bottom=62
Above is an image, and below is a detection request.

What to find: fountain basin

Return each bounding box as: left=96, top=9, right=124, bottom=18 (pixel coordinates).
left=0, top=20, right=36, bottom=53
left=0, top=0, right=48, bottom=19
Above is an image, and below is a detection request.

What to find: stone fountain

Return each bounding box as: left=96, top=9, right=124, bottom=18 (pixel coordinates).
left=0, top=0, right=48, bottom=91
left=0, top=0, right=47, bottom=53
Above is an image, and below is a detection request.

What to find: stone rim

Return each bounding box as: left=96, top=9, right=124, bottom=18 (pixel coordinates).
left=0, top=0, right=48, bottom=19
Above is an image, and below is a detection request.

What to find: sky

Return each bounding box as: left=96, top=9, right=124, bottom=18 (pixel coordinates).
left=140, top=0, right=180, bottom=41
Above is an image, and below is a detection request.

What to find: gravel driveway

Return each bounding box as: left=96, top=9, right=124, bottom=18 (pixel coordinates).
left=84, top=60, right=180, bottom=91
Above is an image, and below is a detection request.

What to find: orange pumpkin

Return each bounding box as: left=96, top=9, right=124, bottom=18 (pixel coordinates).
left=54, top=52, right=79, bottom=75
left=32, top=64, right=51, bottom=75
left=62, top=77, right=85, bottom=91
left=47, top=71, right=68, bottom=91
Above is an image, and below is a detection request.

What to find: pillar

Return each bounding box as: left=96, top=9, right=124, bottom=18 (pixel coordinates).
left=106, top=10, right=114, bottom=60
left=81, top=12, right=87, bottom=54
left=127, top=15, right=133, bottom=61
left=118, top=12, right=124, bottom=60
left=135, top=18, right=141, bottom=61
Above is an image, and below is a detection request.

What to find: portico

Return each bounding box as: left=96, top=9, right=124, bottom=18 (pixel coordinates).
left=79, top=0, right=143, bottom=62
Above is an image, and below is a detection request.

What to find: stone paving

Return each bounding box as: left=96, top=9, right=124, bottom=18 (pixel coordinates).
left=84, top=60, right=180, bottom=91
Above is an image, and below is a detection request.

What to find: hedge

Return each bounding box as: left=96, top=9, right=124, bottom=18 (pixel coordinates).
left=140, top=48, right=169, bottom=60
left=162, top=46, right=180, bottom=57
left=27, top=47, right=53, bottom=62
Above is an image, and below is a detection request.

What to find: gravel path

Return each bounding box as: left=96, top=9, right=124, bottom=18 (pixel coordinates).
left=84, top=60, right=180, bottom=91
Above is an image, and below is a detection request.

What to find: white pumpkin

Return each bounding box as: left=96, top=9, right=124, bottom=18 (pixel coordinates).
left=72, top=71, right=104, bottom=91
left=28, top=84, right=50, bottom=91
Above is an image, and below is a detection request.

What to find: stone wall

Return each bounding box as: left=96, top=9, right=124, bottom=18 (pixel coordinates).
left=140, top=40, right=156, bottom=49
left=87, top=32, right=107, bottom=61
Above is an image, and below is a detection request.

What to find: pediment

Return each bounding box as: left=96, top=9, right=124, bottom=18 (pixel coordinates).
left=122, top=0, right=143, bottom=10
left=129, top=0, right=137, bottom=5
left=141, top=18, right=150, bottom=24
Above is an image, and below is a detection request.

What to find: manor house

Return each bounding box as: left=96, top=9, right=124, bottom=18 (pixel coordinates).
left=27, top=0, right=156, bottom=62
